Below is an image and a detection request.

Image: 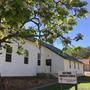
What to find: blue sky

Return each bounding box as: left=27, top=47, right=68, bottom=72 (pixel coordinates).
left=25, top=0, right=90, bottom=49
left=54, top=0, right=90, bottom=49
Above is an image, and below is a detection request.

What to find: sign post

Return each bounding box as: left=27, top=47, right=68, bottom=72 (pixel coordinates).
left=75, top=84, right=78, bottom=90
left=58, top=71, right=77, bottom=90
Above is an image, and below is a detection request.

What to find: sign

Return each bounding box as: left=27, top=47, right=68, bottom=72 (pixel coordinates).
left=58, top=71, right=77, bottom=84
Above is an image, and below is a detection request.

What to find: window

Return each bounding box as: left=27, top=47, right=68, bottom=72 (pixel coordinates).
left=6, top=47, right=12, bottom=62
left=24, top=50, right=29, bottom=64
left=78, top=63, right=79, bottom=69
left=38, top=60, right=40, bottom=66
left=0, top=47, right=2, bottom=54
left=6, top=47, right=12, bottom=53
left=38, top=53, right=40, bottom=60
left=24, top=57, right=28, bottom=64
left=0, top=47, right=2, bottom=50
left=46, top=59, right=52, bottom=72
left=37, top=53, right=41, bottom=66
left=46, top=59, right=52, bottom=66
left=69, top=60, right=71, bottom=68
left=74, top=62, right=76, bottom=69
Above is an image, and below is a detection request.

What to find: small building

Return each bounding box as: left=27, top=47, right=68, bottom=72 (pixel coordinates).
left=37, top=42, right=84, bottom=76
left=80, top=59, right=90, bottom=72
left=0, top=40, right=83, bottom=77
left=80, top=59, right=90, bottom=76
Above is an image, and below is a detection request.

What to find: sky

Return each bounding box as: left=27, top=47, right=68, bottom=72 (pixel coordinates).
left=25, top=0, right=90, bottom=49
left=54, top=0, right=90, bottom=49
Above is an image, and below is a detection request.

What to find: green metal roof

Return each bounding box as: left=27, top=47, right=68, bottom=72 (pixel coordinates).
left=42, top=42, right=83, bottom=64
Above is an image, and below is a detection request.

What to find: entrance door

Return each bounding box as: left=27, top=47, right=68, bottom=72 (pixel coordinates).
left=46, top=59, right=52, bottom=73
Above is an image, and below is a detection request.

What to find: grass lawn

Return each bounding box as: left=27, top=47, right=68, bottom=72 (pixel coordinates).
left=39, top=76, right=90, bottom=90
left=71, top=83, right=90, bottom=90
left=38, top=83, right=73, bottom=90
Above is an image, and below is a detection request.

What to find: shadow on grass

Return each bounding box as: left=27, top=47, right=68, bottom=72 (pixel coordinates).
left=78, top=76, right=90, bottom=83
left=38, top=76, right=90, bottom=90
left=38, top=83, right=74, bottom=90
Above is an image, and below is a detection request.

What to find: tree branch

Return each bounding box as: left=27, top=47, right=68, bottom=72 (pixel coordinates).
left=0, top=31, right=18, bottom=43
left=20, top=17, right=41, bottom=28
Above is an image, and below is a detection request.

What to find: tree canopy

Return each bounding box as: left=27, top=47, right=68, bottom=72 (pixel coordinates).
left=63, top=46, right=90, bottom=59
left=0, top=0, right=88, bottom=49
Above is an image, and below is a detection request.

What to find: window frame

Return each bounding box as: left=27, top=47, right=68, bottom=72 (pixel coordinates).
left=38, top=60, right=41, bottom=66
left=6, top=47, right=12, bottom=62
left=78, top=63, right=79, bottom=69
left=24, top=50, right=29, bottom=64
left=37, top=53, right=41, bottom=66
left=69, top=60, right=71, bottom=68
left=74, top=61, right=76, bottom=69
left=46, top=59, right=52, bottom=66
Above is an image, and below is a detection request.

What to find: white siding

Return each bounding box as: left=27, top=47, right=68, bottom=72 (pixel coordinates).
left=0, top=41, right=39, bottom=77
left=37, top=46, right=64, bottom=74
left=0, top=40, right=84, bottom=77
left=64, top=60, right=83, bottom=75
left=37, top=46, right=83, bottom=76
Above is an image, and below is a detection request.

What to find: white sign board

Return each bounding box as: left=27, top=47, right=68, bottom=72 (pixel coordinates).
left=58, top=71, right=77, bottom=84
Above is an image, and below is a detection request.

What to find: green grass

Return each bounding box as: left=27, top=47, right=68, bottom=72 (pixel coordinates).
left=38, top=84, right=73, bottom=90
left=39, top=76, right=90, bottom=90
left=71, top=83, right=90, bottom=90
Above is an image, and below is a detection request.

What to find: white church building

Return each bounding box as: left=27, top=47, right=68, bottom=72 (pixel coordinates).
left=0, top=39, right=83, bottom=77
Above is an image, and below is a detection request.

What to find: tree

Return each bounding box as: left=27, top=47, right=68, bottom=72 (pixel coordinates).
left=63, top=46, right=90, bottom=59
left=0, top=0, right=88, bottom=49
left=63, top=46, right=82, bottom=58
left=79, top=47, right=90, bottom=59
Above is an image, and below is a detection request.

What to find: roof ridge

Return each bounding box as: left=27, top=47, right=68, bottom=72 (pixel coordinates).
left=41, top=42, right=83, bottom=64
left=26, top=38, right=83, bottom=63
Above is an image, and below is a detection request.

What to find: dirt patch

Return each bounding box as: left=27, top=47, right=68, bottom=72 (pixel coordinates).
left=0, top=77, right=56, bottom=90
